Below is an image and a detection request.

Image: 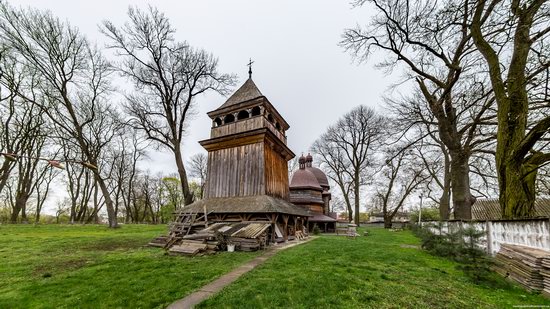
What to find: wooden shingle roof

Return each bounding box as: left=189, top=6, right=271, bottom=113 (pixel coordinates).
left=180, top=195, right=311, bottom=217
left=216, top=78, right=263, bottom=110
left=472, top=198, right=550, bottom=220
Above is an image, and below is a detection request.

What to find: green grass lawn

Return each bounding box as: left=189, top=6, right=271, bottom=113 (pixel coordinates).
left=0, top=224, right=260, bottom=308
left=198, top=228, right=550, bottom=309
left=3, top=225, right=550, bottom=309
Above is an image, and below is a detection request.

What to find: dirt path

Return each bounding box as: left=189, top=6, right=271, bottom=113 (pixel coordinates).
left=167, top=237, right=316, bottom=309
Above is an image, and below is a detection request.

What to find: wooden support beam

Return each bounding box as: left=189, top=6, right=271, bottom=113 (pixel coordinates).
left=283, top=214, right=289, bottom=242
left=271, top=213, right=279, bottom=244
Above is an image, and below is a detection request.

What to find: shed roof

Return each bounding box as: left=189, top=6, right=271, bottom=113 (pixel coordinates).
left=309, top=213, right=337, bottom=222
left=180, top=195, right=310, bottom=216
left=472, top=198, right=550, bottom=220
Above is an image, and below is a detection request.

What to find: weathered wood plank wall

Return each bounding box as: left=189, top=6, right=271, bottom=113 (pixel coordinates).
left=264, top=143, right=289, bottom=199
left=204, top=142, right=265, bottom=199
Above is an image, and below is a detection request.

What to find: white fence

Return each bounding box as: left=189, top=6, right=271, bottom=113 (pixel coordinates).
left=422, top=219, right=550, bottom=256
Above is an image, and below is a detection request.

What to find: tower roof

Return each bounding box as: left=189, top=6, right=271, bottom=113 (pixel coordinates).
left=216, top=78, right=263, bottom=110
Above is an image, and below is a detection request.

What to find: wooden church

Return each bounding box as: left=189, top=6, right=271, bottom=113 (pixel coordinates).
left=176, top=72, right=310, bottom=249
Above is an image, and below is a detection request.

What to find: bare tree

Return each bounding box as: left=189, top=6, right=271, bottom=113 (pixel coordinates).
left=375, top=146, right=430, bottom=228
left=0, top=4, right=121, bottom=227
left=471, top=0, right=550, bottom=218
left=342, top=0, right=497, bottom=219
left=188, top=153, right=208, bottom=200
left=312, top=105, right=387, bottom=225
left=102, top=6, right=235, bottom=205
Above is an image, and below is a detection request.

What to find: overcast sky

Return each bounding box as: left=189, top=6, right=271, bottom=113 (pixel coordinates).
left=14, top=0, right=401, bottom=212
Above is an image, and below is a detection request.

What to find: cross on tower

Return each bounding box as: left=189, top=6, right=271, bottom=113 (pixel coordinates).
left=247, top=58, right=254, bottom=79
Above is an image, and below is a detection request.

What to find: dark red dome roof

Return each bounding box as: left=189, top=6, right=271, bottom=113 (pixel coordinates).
left=290, top=169, right=322, bottom=190
left=306, top=166, right=329, bottom=188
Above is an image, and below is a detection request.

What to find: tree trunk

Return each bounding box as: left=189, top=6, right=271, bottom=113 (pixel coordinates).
left=354, top=173, right=360, bottom=226
left=501, top=161, right=537, bottom=218
left=174, top=143, right=194, bottom=206
left=384, top=216, right=393, bottom=229
left=10, top=193, right=29, bottom=223
left=93, top=172, right=118, bottom=228
left=439, top=148, right=452, bottom=220
left=0, top=160, right=12, bottom=195
left=449, top=151, right=474, bottom=219
left=439, top=190, right=451, bottom=221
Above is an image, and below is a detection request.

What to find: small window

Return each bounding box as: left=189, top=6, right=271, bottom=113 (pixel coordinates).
left=224, top=114, right=235, bottom=123
left=267, top=114, right=274, bottom=123
left=214, top=117, right=222, bottom=127
left=251, top=106, right=261, bottom=116
left=237, top=110, right=249, bottom=120
left=276, top=122, right=281, bottom=130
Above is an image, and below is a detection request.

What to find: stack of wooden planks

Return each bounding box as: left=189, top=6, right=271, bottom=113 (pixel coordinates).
left=541, top=257, right=550, bottom=297
left=494, top=244, right=550, bottom=292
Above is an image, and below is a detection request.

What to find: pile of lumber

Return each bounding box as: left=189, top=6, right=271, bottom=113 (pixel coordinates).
left=230, top=234, right=267, bottom=251
left=541, top=257, right=550, bottom=297
left=168, top=239, right=219, bottom=256
left=494, top=244, right=549, bottom=292
left=148, top=235, right=168, bottom=248
left=150, top=220, right=275, bottom=255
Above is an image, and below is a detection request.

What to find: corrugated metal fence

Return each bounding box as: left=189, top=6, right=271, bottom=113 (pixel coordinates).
left=422, top=219, right=550, bottom=256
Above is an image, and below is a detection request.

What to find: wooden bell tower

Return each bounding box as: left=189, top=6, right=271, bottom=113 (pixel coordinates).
left=200, top=77, right=295, bottom=200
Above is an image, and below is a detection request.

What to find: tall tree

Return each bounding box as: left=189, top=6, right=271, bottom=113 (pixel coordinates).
left=102, top=6, right=235, bottom=205
left=471, top=0, right=550, bottom=218
left=188, top=153, right=208, bottom=200
left=312, top=105, right=386, bottom=225
left=342, top=0, right=497, bottom=219
left=0, top=3, right=121, bottom=227
left=374, top=146, right=429, bottom=228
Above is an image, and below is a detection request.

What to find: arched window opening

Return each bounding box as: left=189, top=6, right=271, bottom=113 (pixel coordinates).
left=276, top=122, right=281, bottom=130
left=224, top=114, right=235, bottom=124
left=214, top=117, right=222, bottom=127
left=267, top=114, right=274, bottom=123
left=237, top=110, right=250, bottom=120
left=251, top=106, right=261, bottom=116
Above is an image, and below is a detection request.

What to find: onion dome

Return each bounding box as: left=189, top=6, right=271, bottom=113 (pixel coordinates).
left=290, top=168, right=322, bottom=190
left=305, top=153, right=313, bottom=166
left=307, top=166, right=330, bottom=188
left=298, top=154, right=306, bottom=165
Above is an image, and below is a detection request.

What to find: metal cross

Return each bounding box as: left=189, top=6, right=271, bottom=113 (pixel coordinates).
left=247, top=58, right=254, bottom=78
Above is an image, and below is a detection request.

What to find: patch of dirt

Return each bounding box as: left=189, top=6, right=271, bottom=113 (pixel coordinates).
left=400, top=244, right=420, bottom=249
left=81, top=239, right=145, bottom=251
left=33, top=258, right=89, bottom=277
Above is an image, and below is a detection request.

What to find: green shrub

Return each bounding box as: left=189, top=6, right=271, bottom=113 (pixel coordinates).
left=312, top=224, right=321, bottom=235
left=456, top=227, right=493, bottom=283
left=415, top=224, right=493, bottom=283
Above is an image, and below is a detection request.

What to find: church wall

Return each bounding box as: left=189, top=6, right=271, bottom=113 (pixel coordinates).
left=264, top=143, right=290, bottom=199
left=204, top=142, right=265, bottom=198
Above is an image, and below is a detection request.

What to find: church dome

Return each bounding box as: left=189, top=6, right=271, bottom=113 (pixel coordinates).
left=306, top=166, right=329, bottom=188
left=290, top=168, right=322, bottom=190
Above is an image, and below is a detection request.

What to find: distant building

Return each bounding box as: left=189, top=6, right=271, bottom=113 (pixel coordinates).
left=368, top=212, right=410, bottom=223
left=289, top=154, right=336, bottom=232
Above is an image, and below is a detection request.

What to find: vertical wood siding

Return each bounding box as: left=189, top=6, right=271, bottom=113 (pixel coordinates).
left=204, top=142, right=265, bottom=198
left=264, top=143, right=290, bottom=199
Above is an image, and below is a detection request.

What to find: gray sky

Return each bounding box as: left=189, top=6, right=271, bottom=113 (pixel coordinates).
left=14, top=0, right=400, bottom=211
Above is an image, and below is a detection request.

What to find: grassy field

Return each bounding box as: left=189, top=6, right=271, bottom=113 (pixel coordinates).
left=198, top=228, right=550, bottom=308
left=0, top=224, right=260, bottom=308
left=2, top=225, right=550, bottom=308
